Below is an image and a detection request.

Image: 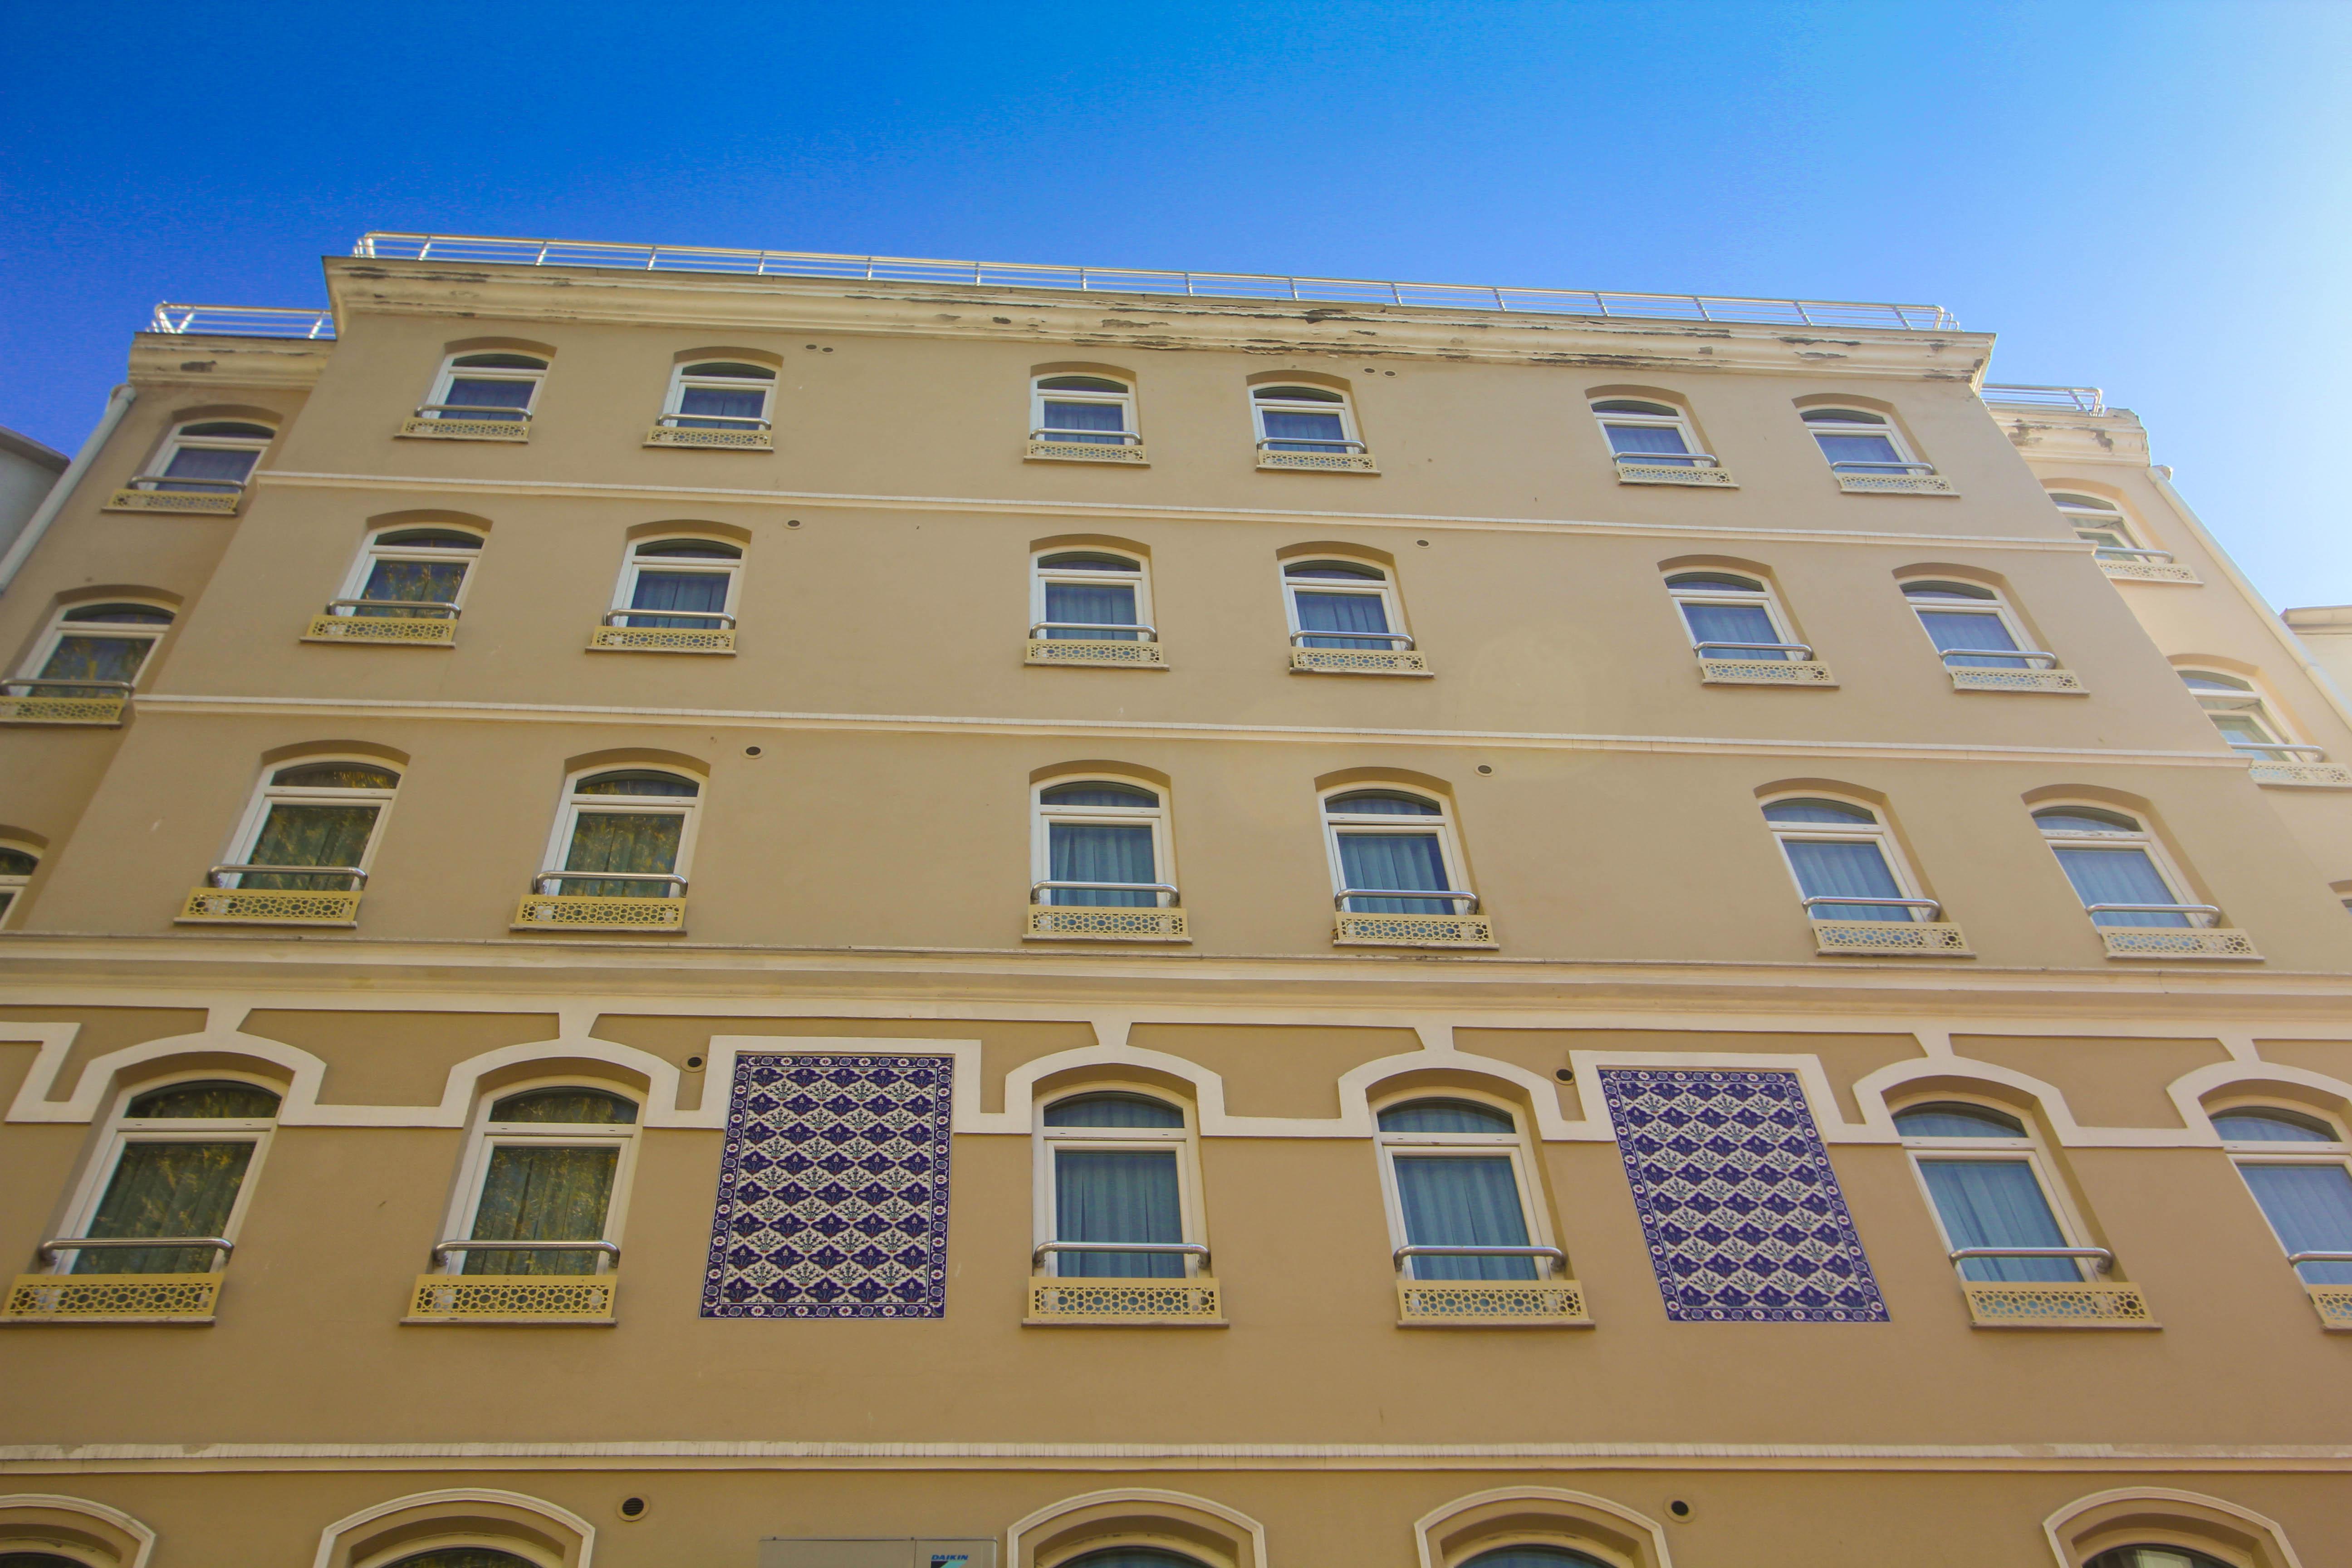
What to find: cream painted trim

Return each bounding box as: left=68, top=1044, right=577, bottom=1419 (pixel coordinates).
left=2167, top=1061, right=2352, bottom=1142
left=1007, top=1489, right=1267, bottom=1568
left=0, top=1492, right=157, bottom=1568
left=255, top=467, right=2097, bottom=554
left=125, top=691, right=2246, bottom=769
left=1412, top=1487, right=1671, bottom=1568
left=2041, top=1486, right=2305, bottom=1568
left=312, top=1487, right=595, bottom=1568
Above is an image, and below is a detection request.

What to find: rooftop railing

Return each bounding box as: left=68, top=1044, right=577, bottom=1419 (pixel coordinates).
left=1979, top=383, right=2107, bottom=415
left=148, top=304, right=336, bottom=339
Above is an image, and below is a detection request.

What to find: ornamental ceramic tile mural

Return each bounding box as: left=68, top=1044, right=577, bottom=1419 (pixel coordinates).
left=1598, top=1067, right=1888, bottom=1323
left=701, top=1053, right=953, bottom=1318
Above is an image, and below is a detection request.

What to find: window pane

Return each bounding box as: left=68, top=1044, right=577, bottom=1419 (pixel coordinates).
left=1337, top=831, right=1450, bottom=912
left=36, top=633, right=152, bottom=691
left=1393, top=1154, right=1535, bottom=1279
left=1762, top=799, right=1874, bottom=825
left=1040, top=399, right=1127, bottom=443
left=127, top=1081, right=281, bottom=1119
left=444, top=377, right=533, bottom=417
left=241, top=804, right=378, bottom=890
left=1261, top=410, right=1346, bottom=450
left=1047, top=821, right=1156, bottom=906
left=158, top=446, right=258, bottom=489
left=1044, top=579, right=1139, bottom=639
left=2212, top=1109, right=2335, bottom=1142
left=1681, top=600, right=1784, bottom=657
left=1379, top=1098, right=1515, bottom=1134
left=1813, top=431, right=1902, bottom=465
left=490, top=1088, right=639, bottom=1125
left=2051, top=846, right=2190, bottom=926
left=1293, top=589, right=1392, bottom=649
left=1039, top=784, right=1156, bottom=808
left=1894, top=1103, right=2026, bottom=1138
left=560, top=811, right=683, bottom=895
left=465, top=1144, right=617, bottom=1275
left=76, top=1140, right=252, bottom=1274
left=1604, top=422, right=1690, bottom=456
left=1916, top=1157, right=2078, bottom=1282
left=1462, top=1550, right=1612, bottom=1568
left=623, top=569, right=730, bottom=628
left=1044, top=1093, right=1184, bottom=1128
left=2239, top=1163, right=2352, bottom=1284
left=1783, top=838, right=1910, bottom=921
left=1328, top=791, right=1440, bottom=816
left=1914, top=608, right=2025, bottom=669
left=1054, top=1148, right=1183, bottom=1277
left=675, top=385, right=766, bottom=426
left=2210, top=713, right=2275, bottom=748
left=360, top=557, right=468, bottom=612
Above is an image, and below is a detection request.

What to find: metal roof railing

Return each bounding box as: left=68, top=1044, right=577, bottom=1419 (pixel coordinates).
left=1979, top=383, right=2106, bottom=415
left=149, top=304, right=336, bottom=339
left=351, top=231, right=1959, bottom=331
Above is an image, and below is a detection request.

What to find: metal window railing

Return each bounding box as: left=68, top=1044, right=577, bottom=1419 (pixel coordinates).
left=656, top=413, right=772, bottom=431
left=1949, top=1245, right=2112, bottom=1274
left=1291, top=629, right=1415, bottom=649
left=1695, top=640, right=1815, bottom=660
left=2287, top=1251, right=2352, bottom=1265
left=1258, top=437, right=1370, bottom=455
left=1938, top=647, right=2061, bottom=669
left=207, top=863, right=368, bottom=890
left=533, top=872, right=687, bottom=896
left=1394, top=1244, right=1565, bottom=1273
left=433, top=1238, right=620, bottom=1264
left=1828, top=459, right=1938, bottom=475
left=2084, top=902, right=2222, bottom=926
left=2092, top=545, right=2176, bottom=563
left=1031, top=427, right=1142, bottom=445
left=1612, top=451, right=1722, bottom=468
left=2, top=677, right=135, bottom=698
left=412, top=403, right=532, bottom=421
left=2227, top=740, right=2328, bottom=760
left=1335, top=888, right=1480, bottom=913
left=1979, top=384, right=2106, bottom=415
left=1030, top=880, right=1181, bottom=906
left=118, top=473, right=248, bottom=496
left=149, top=304, right=336, bottom=339
left=1803, top=896, right=1941, bottom=919
left=1030, top=622, right=1159, bottom=641
left=40, top=1235, right=234, bottom=1262
left=1032, top=1241, right=1210, bottom=1270
left=327, top=599, right=460, bottom=619
left=601, top=609, right=737, bottom=629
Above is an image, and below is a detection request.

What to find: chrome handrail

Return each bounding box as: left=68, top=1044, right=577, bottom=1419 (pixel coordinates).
left=656, top=413, right=773, bottom=430
left=601, top=610, right=737, bottom=628
left=1828, top=459, right=1937, bottom=474
left=2229, top=741, right=2328, bottom=759
left=1803, top=896, right=1941, bottom=918
left=1980, top=383, right=2105, bottom=414
left=1030, top=427, right=1142, bottom=444
left=1336, top=887, right=1480, bottom=913
left=2085, top=902, right=2222, bottom=922
left=1938, top=647, right=2060, bottom=668
left=326, top=598, right=460, bottom=618
left=1031, top=880, right=1181, bottom=906
left=120, top=473, right=247, bottom=495
left=1949, top=1245, right=2112, bottom=1274
left=433, top=1238, right=620, bottom=1264
left=40, top=1235, right=234, bottom=1262
left=1032, top=1240, right=1210, bottom=1269
left=1, top=678, right=135, bottom=696
left=206, top=863, right=367, bottom=889
left=1612, top=451, right=1722, bottom=467
left=1257, top=437, right=1370, bottom=453
left=534, top=872, right=687, bottom=895
left=1030, top=622, right=1160, bottom=640
left=1695, top=640, right=1814, bottom=658
left=412, top=403, right=532, bottom=419
left=1394, top=1244, right=1565, bottom=1270
left=2092, top=546, right=2176, bottom=563
left=2287, top=1251, right=2352, bottom=1264
left=151, top=304, right=337, bottom=339
left=1291, top=629, right=1415, bottom=649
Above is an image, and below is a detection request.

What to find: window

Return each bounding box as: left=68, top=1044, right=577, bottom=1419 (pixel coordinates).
left=2180, top=670, right=2311, bottom=761
left=1462, top=1549, right=1612, bottom=1568
left=145, top=419, right=273, bottom=494
left=1252, top=384, right=1362, bottom=455
left=1896, top=1100, right=2095, bottom=1283
left=11, top=602, right=172, bottom=696
left=1323, top=788, right=1474, bottom=915
left=1032, top=374, right=1138, bottom=448
left=1665, top=571, right=1803, bottom=662
left=442, top=1085, right=638, bottom=1277
left=0, top=843, right=36, bottom=924
left=216, top=760, right=399, bottom=891
left=1282, top=559, right=1411, bottom=652
left=2033, top=805, right=2207, bottom=929
left=2083, top=1552, right=2234, bottom=1568
left=1377, top=1097, right=1552, bottom=1282
left=1036, top=1091, right=1200, bottom=1279
left=2218, top=1105, right=2352, bottom=1291
left=1591, top=397, right=1714, bottom=469
left=384, top=1553, right=539, bottom=1568
left=424, top=351, right=547, bottom=422
left=2052, top=491, right=2148, bottom=558
left=1032, top=550, right=1152, bottom=642
left=1901, top=579, right=2044, bottom=671
left=51, top=1078, right=281, bottom=1276
left=660, top=360, right=774, bottom=431
left=609, top=537, right=742, bottom=631
left=1801, top=407, right=1926, bottom=476
left=1033, top=779, right=1173, bottom=908
left=331, top=525, right=482, bottom=622
left=539, top=769, right=700, bottom=900
left=1762, top=797, right=1933, bottom=923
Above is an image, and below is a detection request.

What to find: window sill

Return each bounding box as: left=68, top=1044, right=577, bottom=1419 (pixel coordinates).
left=1812, top=919, right=1973, bottom=956
left=2097, top=558, right=2200, bottom=585
left=177, top=887, right=362, bottom=926
left=1835, top=471, right=1956, bottom=495
left=0, top=695, right=126, bottom=725
left=645, top=425, right=773, bottom=450
left=406, top=1273, right=617, bottom=1323
left=2, top=1273, right=220, bottom=1323
left=1334, top=912, right=1496, bottom=949
left=2250, top=761, right=2352, bottom=789
left=588, top=627, right=736, bottom=653
left=513, top=894, right=687, bottom=932
left=1025, top=639, right=1168, bottom=669
left=1396, top=1278, right=1592, bottom=1326
left=103, top=488, right=241, bottom=515
left=2100, top=928, right=2261, bottom=960
left=1290, top=649, right=1431, bottom=676
left=1026, top=905, right=1189, bottom=942
left=304, top=615, right=458, bottom=646
left=1960, top=1280, right=2157, bottom=1328
left=2306, top=1284, right=2352, bottom=1331
left=399, top=416, right=529, bottom=441
left=1026, top=1276, right=1224, bottom=1325
left=1947, top=668, right=2085, bottom=694
left=1614, top=460, right=1736, bottom=488
left=1026, top=440, right=1149, bottom=465
left=1259, top=451, right=1378, bottom=474
left=1700, top=659, right=1836, bottom=687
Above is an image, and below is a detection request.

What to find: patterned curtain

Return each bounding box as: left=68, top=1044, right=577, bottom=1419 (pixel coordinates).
left=1913, top=608, right=2026, bottom=669
left=560, top=811, right=683, bottom=897
left=2051, top=846, right=2190, bottom=927
left=241, top=804, right=377, bottom=890
left=36, top=634, right=152, bottom=695
left=465, top=1144, right=618, bottom=1275
left=1054, top=1148, right=1183, bottom=1277
left=2239, top=1164, right=2352, bottom=1284
left=623, top=569, right=729, bottom=629
left=1393, top=1154, right=1536, bottom=1280
left=1048, top=821, right=1155, bottom=906
left=1337, top=831, right=1450, bottom=913
left=75, top=1140, right=253, bottom=1274
left=1783, top=838, right=1909, bottom=921
left=1044, top=579, right=1138, bottom=639
left=1917, top=1158, right=2078, bottom=1282
left=360, top=558, right=468, bottom=615
left=1294, top=590, right=1391, bottom=649
left=1680, top=601, right=1785, bottom=658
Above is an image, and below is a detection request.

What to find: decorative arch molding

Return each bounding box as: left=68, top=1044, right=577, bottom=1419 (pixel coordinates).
left=0, top=1493, right=157, bottom=1568
left=314, top=1488, right=594, bottom=1568
left=1413, top=1486, right=1672, bottom=1568
left=2168, top=1060, right=2352, bottom=1141
left=1340, top=1050, right=1580, bottom=1141
left=1850, top=1055, right=2092, bottom=1143
left=2042, top=1486, right=2303, bottom=1568
left=1007, top=1488, right=1267, bottom=1568
left=5, top=1027, right=323, bottom=1125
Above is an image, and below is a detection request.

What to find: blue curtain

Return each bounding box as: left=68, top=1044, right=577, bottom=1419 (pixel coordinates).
left=1784, top=838, right=1909, bottom=922
left=444, top=377, right=533, bottom=419
left=2239, top=1164, right=2352, bottom=1284
left=1681, top=601, right=1784, bottom=657
left=2051, top=847, right=2190, bottom=927
left=1262, top=409, right=1345, bottom=450
left=1605, top=424, right=1689, bottom=456
left=625, top=569, right=729, bottom=629
left=1049, top=821, right=1155, bottom=906
left=1814, top=431, right=1901, bottom=466
left=676, top=385, right=765, bottom=427
left=1294, top=590, right=1391, bottom=649
left=158, top=446, right=258, bottom=489
left=1338, top=831, right=1450, bottom=913
left=1054, top=1148, right=1183, bottom=1277
left=1042, top=400, right=1126, bottom=444
left=1380, top=1099, right=1514, bottom=1134
left=1044, top=579, right=1138, bottom=640
left=1914, top=608, right=2026, bottom=669
left=1045, top=1093, right=1183, bottom=1128
left=1918, top=1158, right=2078, bottom=1282
left=1393, top=1154, right=1536, bottom=1280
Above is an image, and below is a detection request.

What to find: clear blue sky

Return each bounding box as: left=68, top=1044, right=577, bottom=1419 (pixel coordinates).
left=5, top=1, right=2346, bottom=606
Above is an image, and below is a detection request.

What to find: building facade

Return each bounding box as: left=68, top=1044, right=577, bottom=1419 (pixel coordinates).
left=0, top=239, right=2347, bottom=1568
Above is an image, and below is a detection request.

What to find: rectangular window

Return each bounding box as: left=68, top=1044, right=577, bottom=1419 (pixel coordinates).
left=1052, top=1147, right=1185, bottom=1277
left=2238, top=1162, right=2352, bottom=1286
left=1390, top=1153, right=1536, bottom=1280
left=75, top=1138, right=255, bottom=1275
left=465, top=1143, right=621, bottom=1276
left=1915, top=1156, right=2082, bottom=1283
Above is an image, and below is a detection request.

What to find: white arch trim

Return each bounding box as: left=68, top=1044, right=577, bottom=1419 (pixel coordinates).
left=0, top=1492, right=158, bottom=1568
left=1849, top=1055, right=2153, bottom=1144
left=2041, top=1485, right=2303, bottom=1568
left=312, top=1487, right=596, bottom=1568
left=2168, top=1061, right=2352, bottom=1142
left=1006, top=1488, right=1268, bottom=1568
left=6, top=1028, right=325, bottom=1125
left=1411, top=1485, right=1672, bottom=1568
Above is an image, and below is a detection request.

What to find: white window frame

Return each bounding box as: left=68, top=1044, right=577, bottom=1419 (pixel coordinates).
left=607, top=536, right=745, bottom=632
left=1319, top=784, right=1475, bottom=915
left=1802, top=407, right=1928, bottom=475
left=2032, top=803, right=2210, bottom=928
left=1590, top=397, right=1714, bottom=468
left=434, top=1076, right=641, bottom=1278
left=2050, top=491, right=2152, bottom=559
left=48, top=1073, right=281, bottom=1276
left=1030, top=374, right=1138, bottom=447
left=1761, top=794, right=1934, bottom=923
left=1030, top=776, right=1175, bottom=907
left=1250, top=383, right=1365, bottom=456
left=12, top=600, right=174, bottom=694
left=333, top=524, right=485, bottom=620
left=0, top=839, right=37, bottom=928
left=1372, top=1092, right=1556, bottom=1280
left=1029, top=548, right=1154, bottom=642
left=1894, top=1097, right=2098, bottom=1283
left=141, top=418, right=274, bottom=494
left=537, top=766, right=705, bottom=899
left=214, top=756, right=401, bottom=891
left=1281, top=558, right=1412, bottom=652
left=1664, top=570, right=1804, bottom=661
left=423, top=351, right=548, bottom=421
left=659, top=360, right=776, bottom=432
left=1031, top=1085, right=1205, bottom=1279
left=2180, top=669, right=2314, bottom=761
left=1899, top=578, right=2051, bottom=671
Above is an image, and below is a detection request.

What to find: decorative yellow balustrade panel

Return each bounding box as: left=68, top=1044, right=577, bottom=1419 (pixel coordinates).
left=1259, top=450, right=1378, bottom=473
left=1948, top=668, right=2086, bottom=694
left=2249, top=761, right=2352, bottom=788
left=512, top=894, right=686, bottom=932
left=3, top=1273, right=220, bottom=1322
left=1026, top=439, right=1148, bottom=465
left=0, top=694, right=126, bottom=725
left=1700, top=659, right=1837, bottom=687
left=1615, top=460, right=1736, bottom=487
left=644, top=425, right=772, bottom=450
left=2306, top=1285, right=2352, bottom=1331
left=400, top=416, right=529, bottom=441
left=406, top=1273, right=617, bottom=1323
left=1396, top=1278, right=1592, bottom=1327
left=177, top=887, right=363, bottom=926
left=1290, top=648, right=1431, bottom=676
left=103, top=488, right=240, bottom=514
left=2099, top=928, right=2261, bottom=960
left=1960, top=1281, right=2156, bottom=1328
left=1024, top=638, right=1167, bottom=668
left=588, top=626, right=736, bottom=653
left=1811, top=920, right=1973, bottom=957
left=1026, top=905, right=1188, bottom=942
left=2097, top=559, right=2200, bottom=584
left=1026, top=1276, right=1224, bottom=1325
left=1835, top=472, right=1956, bottom=495
left=1334, top=912, right=1497, bottom=949
left=304, top=615, right=458, bottom=646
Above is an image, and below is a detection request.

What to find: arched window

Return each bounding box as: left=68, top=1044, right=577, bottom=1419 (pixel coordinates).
left=320, top=525, right=482, bottom=636
left=1895, top=1098, right=2100, bottom=1285
left=438, top=1083, right=639, bottom=1280
left=1591, top=397, right=1717, bottom=473
left=2051, top=491, right=2148, bottom=558
left=2032, top=804, right=2206, bottom=930
left=601, top=537, right=743, bottom=644
left=1031, top=779, right=1174, bottom=909
left=11, top=602, right=173, bottom=701
left=1761, top=796, right=1936, bottom=925
left=1665, top=570, right=1806, bottom=664
left=1282, top=558, right=1413, bottom=657
left=197, top=760, right=399, bottom=916
left=1252, top=383, right=1372, bottom=469
left=0, top=841, right=36, bottom=925
left=1462, top=1548, right=1613, bottom=1568
left=151, top=418, right=273, bottom=492
left=1030, top=549, right=1155, bottom=646
left=420, top=351, right=546, bottom=426
left=2214, top=1106, right=2341, bottom=1142
left=1900, top=579, right=2050, bottom=672
left=533, top=768, right=701, bottom=907
left=1323, top=788, right=1475, bottom=916
left=1036, top=1090, right=1201, bottom=1280
left=0, top=1555, right=102, bottom=1568
left=47, top=1076, right=282, bottom=1284
left=1377, top=1097, right=1554, bottom=1283
left=2084, top=1548, right=2234, bottom=1568
left=1031, top=374, right=1139, bottom=449
left=2216, top=1104, right=2352, bottom=1296
left=658, top=360, right=775, bottom=434
left=1060, top=1548, right=1210, bottom=1568
left=1801, top=406, right=1925, bottom=476
left=384, top=1550, right=541, bottom=1568
left=2179, top=670, right=2313, bottom=763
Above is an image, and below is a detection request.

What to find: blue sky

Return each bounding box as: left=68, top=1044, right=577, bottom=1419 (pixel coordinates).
left=4, top=1, right=2346, bottom=605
